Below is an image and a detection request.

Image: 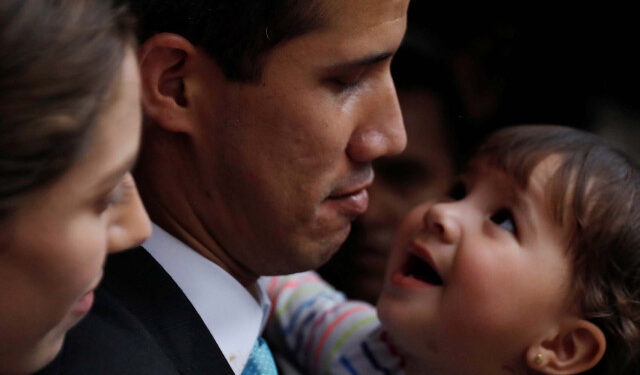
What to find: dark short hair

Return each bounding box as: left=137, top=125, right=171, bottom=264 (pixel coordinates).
left=123, top=0, right=324, bottom=81
left=476, top=125, right=640, bottom=375
left=0, top=0, right=135, bottom=218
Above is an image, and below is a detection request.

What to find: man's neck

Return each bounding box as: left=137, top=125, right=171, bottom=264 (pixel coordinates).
left=134, top=135, right=260, bottom=288
left=151, top=212, right=260, bottom=288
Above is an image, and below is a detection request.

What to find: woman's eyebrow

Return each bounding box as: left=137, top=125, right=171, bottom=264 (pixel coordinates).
left=97, top=151, right=139, bottom=188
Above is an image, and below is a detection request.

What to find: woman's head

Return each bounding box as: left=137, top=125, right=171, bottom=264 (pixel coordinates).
left=0, top=1, right=151, bottom=373
left=378, top=125, right=639, bottom=375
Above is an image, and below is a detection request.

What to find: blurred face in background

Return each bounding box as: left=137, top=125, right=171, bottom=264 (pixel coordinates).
left=320, top=89, right=455, bottom=302
left=0, top=50, right=150, bottom=375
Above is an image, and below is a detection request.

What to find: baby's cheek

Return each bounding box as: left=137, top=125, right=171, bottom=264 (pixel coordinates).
left=445, top=253, right=524, bottom=332
left=447, top=258, right=562, bottom=359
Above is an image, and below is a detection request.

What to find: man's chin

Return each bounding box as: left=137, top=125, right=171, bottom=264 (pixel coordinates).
left=316, top=224, right=353, bottom=262
left=287, top=228, right=351, bottom=273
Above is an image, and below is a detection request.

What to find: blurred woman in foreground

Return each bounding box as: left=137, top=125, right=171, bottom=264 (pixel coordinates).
left=0, top=1, right=150, bottom=373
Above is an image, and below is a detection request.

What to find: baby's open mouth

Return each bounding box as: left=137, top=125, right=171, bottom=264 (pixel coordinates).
left=402, top=252, right=443, bottom=286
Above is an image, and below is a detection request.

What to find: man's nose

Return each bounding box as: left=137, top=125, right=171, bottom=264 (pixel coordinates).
left=346, top=74, right=406, bottom=163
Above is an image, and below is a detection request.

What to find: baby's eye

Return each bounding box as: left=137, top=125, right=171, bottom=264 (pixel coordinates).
left=490, top=209, right=517, bottom=234
left=447, top=181, right=467, bottom=201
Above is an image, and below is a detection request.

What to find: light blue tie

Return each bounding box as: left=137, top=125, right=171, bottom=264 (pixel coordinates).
left=241, top=337, right=278, bottom=375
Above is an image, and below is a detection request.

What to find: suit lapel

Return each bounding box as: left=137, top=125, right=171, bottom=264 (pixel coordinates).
left=102, top=247, right=235, bottom=375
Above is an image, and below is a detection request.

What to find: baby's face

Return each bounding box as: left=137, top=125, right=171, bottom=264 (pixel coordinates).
left=377, top=157, right=574, bottom=375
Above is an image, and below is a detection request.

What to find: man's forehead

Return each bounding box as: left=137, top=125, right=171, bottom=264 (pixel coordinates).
left=322, top=0, right=410, bottom=29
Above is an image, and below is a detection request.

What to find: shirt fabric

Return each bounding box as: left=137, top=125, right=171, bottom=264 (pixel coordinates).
left=145, top=223, right=271, bottom=375
left=260, top=272, right=405, bottom=375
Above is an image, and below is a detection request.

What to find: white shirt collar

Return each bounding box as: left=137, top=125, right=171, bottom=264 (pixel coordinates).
left=143, top=223, right=271, bottom=375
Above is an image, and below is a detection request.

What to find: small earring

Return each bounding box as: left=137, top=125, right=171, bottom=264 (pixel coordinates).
left=534, top=353, right=543, bottom=365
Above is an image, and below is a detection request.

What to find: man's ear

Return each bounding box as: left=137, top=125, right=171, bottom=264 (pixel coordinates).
left=138, top=33, right=196, bottom=134
left=526, top=319, right=606, bottom=375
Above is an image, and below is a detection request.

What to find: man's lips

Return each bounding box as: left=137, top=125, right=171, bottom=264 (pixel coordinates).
left=328, top=169, right=374, bottom=199
left=326, top=189, right=370, bottom=216
left=325, top=172, right=374, bottom=216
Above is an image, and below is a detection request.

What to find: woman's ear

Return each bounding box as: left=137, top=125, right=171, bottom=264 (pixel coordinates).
left=526, top=319, right=606, bottom=375
left=137, top=33, right=196, bottom=134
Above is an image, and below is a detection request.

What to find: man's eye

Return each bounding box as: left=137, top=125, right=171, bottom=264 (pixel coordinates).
left=490, top=209, right=517, bottom=234
left=330, top=77, right=361, bottom=90
left=328, top=69, right=366, bottom=91
left=447, top=181, right=466, bottom=201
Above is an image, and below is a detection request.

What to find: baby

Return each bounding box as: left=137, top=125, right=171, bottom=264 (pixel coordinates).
left=262, top=125, right=640, bottom=375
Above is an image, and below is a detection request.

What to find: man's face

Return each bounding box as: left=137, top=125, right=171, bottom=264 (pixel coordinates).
left=192, top=0, right=409, bottom=277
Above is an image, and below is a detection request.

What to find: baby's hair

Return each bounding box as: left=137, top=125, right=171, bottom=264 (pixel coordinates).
left=475, top=125, right=640, bottom=375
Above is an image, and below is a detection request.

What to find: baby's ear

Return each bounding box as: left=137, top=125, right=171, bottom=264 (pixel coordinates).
left=525, top=319, right=606, bottom=375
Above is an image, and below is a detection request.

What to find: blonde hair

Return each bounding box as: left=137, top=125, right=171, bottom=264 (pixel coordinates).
left=0, top=0, right=135, bottom=218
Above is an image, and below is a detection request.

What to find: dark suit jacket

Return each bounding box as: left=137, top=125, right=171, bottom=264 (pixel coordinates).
left=34, top=247, right=234, bottom=375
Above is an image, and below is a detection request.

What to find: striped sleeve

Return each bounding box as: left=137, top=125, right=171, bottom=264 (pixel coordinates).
left=262, top=272, right=405, bottom=375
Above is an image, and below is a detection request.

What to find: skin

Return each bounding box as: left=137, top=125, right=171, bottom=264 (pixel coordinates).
left=138, top=0, right=410, bottom=287
left=377, top=157, right=583, bottom=375
left=322, top=89, right=455, bottom=303
left=0, top=49, right=151, bottom=375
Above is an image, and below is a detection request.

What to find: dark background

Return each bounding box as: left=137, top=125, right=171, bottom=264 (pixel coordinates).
left=402, top=5, right=639, bottom=161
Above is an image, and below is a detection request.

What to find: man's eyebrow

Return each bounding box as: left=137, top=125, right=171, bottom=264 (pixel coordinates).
left=328, top=51, right=394, bottom=70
